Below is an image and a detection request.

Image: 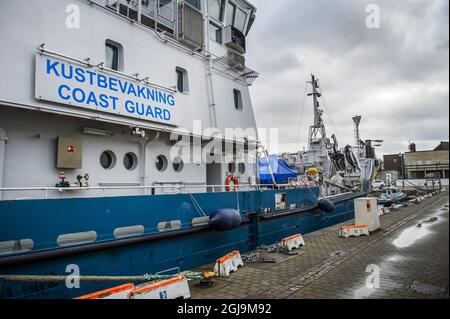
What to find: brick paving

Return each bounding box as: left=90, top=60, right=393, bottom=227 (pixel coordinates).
left=190, top=192, right=449, bottom=299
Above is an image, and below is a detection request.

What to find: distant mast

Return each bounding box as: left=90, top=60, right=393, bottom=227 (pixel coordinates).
left=307, top=74, right=327, bottom=147
left=353, top=115, right=362, bottom=154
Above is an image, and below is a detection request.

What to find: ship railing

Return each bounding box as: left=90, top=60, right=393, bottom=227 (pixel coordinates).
left=0, top=183, right=313, bottom=201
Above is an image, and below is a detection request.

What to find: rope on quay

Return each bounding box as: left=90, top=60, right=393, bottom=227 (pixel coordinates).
left=0, top=272, right=208, bottom=283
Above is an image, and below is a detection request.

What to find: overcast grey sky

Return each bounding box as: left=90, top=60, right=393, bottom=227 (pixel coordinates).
left=247, top=0, right=449, bottom=156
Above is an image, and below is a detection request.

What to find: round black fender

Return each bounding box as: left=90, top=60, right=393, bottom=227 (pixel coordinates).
left=210, top=209, right=242, bottom=231
left=318, top=198, right=335, bottom=213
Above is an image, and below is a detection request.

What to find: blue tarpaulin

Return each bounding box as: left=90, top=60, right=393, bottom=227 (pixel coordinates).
left=258, top=155, right=299, bottom=185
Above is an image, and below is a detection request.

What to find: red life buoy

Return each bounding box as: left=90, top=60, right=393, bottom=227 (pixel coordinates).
left=225, top=175, right=239, bottom=192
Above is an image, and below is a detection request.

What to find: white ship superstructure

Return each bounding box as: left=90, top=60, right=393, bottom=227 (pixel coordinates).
left=0, top=0, right=259, bottom=200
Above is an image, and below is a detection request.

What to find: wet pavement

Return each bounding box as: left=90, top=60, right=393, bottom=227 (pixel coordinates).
left=189, top=191, right=449, bottom=299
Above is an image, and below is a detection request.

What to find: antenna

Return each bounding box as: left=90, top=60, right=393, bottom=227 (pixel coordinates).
left=307, top=74, right=326, bottom=141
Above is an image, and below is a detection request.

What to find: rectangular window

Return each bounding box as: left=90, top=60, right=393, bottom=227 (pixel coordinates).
left=208, top=0, right=224, bottom=22
left=225, top=2, right=248, bottom=32
left=159, top=0, right=172, bottom=7
left=233, top=89, right=243, bottom=111
left=185, top=0, right=201, bottom=10
left=226, top=2, right=236, bottom=26
left=105, top=42, right=119, bottom=71
left=234, top=7, right=247, bottom=32
left=209, top=23, right=222, bottom=43
left=176, top=67, right=189, bottom=93
left=176, top=69, right=184, bottom=92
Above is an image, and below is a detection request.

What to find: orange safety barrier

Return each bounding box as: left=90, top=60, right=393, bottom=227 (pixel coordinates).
left=75, top=283, right=135, bottom=300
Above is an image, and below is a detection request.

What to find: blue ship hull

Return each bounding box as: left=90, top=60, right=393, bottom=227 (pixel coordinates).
left=0, top=188, right=362, bottom=299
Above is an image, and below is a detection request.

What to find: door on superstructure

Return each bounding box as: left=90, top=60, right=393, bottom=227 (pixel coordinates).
left=207, top=163, right=222, bottom=193
left=0, top=126, right=6, bottom=200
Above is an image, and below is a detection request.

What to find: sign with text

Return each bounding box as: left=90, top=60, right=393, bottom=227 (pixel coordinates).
left=35, top=54, right=177, bottom=125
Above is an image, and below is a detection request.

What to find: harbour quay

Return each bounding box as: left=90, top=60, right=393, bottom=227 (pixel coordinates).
left=189, top=191, right=449, bottom=299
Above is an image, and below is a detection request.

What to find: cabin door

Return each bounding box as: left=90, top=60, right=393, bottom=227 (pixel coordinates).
left=0, top=126, right=6, bottom=199
left=207, top=163, right=222, bottom=193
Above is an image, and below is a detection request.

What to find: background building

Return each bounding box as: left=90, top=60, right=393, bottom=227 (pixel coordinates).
left=379, top=142, right=449, bottom=187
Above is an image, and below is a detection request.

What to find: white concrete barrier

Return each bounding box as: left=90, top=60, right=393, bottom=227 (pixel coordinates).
left=129, top=276, right=191, bottom=300
left=214, top=251, right=244, bottom=278
left=281, top=234, right=305, bottom=251
left=339, top=225, right=370, bottom=238
left=378, top=207, right=391, bottom=216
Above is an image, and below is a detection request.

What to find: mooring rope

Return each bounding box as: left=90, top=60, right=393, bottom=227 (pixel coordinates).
left=0, top=272, right=208, bottom=283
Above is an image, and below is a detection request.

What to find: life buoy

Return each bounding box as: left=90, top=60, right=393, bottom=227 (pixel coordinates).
left=225, top=175, right=239, bottom=192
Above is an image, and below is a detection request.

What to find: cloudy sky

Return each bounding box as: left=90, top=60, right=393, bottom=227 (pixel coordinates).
left=247, top=0, right=449, bottom=156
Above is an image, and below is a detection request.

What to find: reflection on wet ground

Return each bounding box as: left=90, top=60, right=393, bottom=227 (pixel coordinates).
left=393, top=224, right=433, bottom=248
left=355, top=203, right=449, bottom=298
left=393, top=209, right=447, bottom=249
left=411, top=281, right=448, bottom=295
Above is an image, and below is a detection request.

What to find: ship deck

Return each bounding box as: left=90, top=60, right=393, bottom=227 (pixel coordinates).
left=189, top=190, right=449, bottom=299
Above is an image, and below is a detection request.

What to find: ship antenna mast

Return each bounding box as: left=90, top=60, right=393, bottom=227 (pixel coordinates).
left=353, top=115, right=362, bottom=154
left=307, top=74, right=326, bottom=141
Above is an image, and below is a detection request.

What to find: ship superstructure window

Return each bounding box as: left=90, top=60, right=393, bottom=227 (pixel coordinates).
left=238, top=163, right=246, bottom=174
left=124, top=152, right=138, bottom=170
left=226, top=2, right=247, bottom=32
left=173, top=157, right=185, bottom=173
left=105, top=42, right=119, bottom=71
left=176, top=67, right=189, bottom=93
left=228, top=162, right=236, bottom=174
left=185, top=0, right=201, bottom=10
left=209, top=22, right=222, bottom=43
left=233, top=89, right=243, bottom=111
left=234, top=7, right=247, bottom=32
left=100, top=151, right=117, bottom=170
left=208, top=0, right=225, bottom=22
left=159, top=0, right=172, bottom=7
left=156, top=155, right=168, bottom=172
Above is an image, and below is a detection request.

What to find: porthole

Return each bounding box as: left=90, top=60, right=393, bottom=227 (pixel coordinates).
left=100, top=150, right=116, bottom=170
left=228, top=162, right=236, bottom=174
left=173, top=157, right=184, bottom=173
left=238, top=163, right=246, bottom=174
left=124, top=152, right=138, bottom=170
left=155, top=155, right=168, bottom=172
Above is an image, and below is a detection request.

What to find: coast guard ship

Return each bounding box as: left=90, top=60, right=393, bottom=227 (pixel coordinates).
left=0, top=0, right=364, bottom=299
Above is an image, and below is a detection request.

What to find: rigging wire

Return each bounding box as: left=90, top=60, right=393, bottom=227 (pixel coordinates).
left=317, top=84, right=341, bottom=142
left=296, top=81, right=309, bottom=149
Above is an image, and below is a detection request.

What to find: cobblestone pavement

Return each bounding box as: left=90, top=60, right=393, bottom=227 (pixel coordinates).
left=190, top=192, right=449, bottom=299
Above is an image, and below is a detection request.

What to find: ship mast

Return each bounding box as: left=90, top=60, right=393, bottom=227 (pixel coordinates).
left=307, top=74, right=327, bottom=144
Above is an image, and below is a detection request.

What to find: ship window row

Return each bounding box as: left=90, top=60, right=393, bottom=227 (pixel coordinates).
left=99, top=151, right=184, bottom=173
left=100, top=151, right=138, bottom=171
left=208, top=0, right=248, bottom=33
left=155, top=155, right=185, bottom=173
left=228, top=162, right=246, bottom=174
left=104, top=42, right=243, bottom=110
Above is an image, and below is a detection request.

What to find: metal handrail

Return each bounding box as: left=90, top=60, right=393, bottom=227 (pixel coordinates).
left=0, top=183, right=316, bottom=200
left=0, top=183, right=303, bottom=192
